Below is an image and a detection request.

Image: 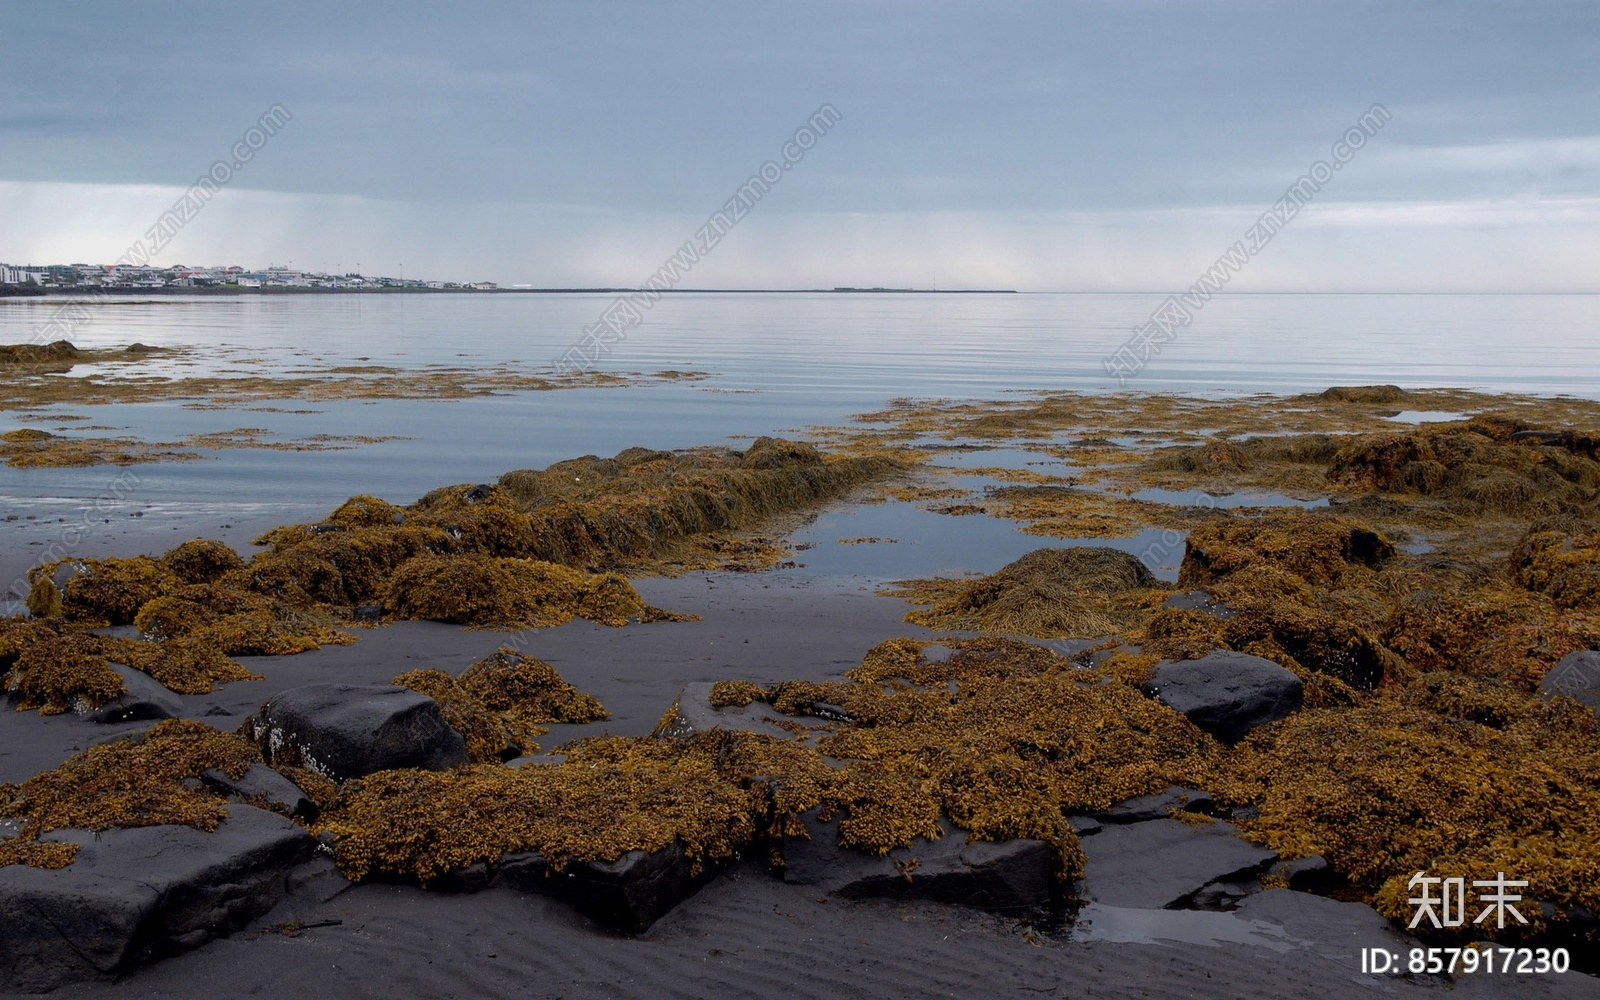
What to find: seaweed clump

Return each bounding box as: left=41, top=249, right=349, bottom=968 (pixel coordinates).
left=238, top=439, right=890, bottom=619
left=785, top=637, right=1217, bottom=876
left=1379, top=579, right=1596, bottom=690
left=707, top=679, right=766, bottom=708
left=12, top=440, right=887, bottom=713
left=392, top=648, right=608, bottom=761
left=0, top=720, right=260, bottom=869
left=163, top=538, right=246, bottom=583
left=1211, top=699, right=1600, bottom=945
left=889, top=546, right=1164, bottom=638
left=1327, top=420, right=1600, bottom=517
left=4, top=600, right=259, bottom=712
left=310, top=637, right=1216, bottom=889
left=493, top=438, right=901, bottom=569
left=1141, top=512, right=1408, bottom=695
left=0, top=620, right=125, bottom=715
left=315, top=731, right=779, bottom=885
left=0, top=340, right=81, bottom=366
left=1509, top=524, right=1600, bottom=610
left=384, top=554, right=689, bottom=630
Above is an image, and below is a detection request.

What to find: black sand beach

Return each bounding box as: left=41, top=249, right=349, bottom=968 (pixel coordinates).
left=2, top=577, right=1592, bottom=999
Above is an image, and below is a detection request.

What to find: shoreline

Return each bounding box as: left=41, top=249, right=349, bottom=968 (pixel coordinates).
left=0, top=286, right=1021, bottom=297
left=4, top=392, right=1599, bottom=994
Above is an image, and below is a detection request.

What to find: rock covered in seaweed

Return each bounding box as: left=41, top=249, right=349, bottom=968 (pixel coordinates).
left=1326, top=417, right=1600, bottom=516
left=894, top=546, right=1162, bottom=638
left=80, top=662, right=182, bottom=724
left=392, top=648, right=609, bottom=762
left=1142, top=512, right=1408, bottom=694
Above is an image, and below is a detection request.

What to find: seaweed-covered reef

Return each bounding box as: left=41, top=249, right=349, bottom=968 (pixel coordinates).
left=4, top=438, right=900, bottom=714
left=0, top=426, right=404, bottom=468
left=839, top=387, right=1600, bottom=946
left=5, top=392, right=1598, bottom=951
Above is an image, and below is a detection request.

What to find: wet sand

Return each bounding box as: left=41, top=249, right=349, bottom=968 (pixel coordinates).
left=7, top=859, right=1593, bottom=1000
left=0, top=573, right=940, bottom=784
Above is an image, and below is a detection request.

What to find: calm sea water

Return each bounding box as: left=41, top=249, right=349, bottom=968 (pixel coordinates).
left=2, top=292, right=1597, bottom=586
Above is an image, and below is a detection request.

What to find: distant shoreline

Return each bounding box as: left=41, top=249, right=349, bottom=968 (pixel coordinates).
left=1, top=285, right=1019, bottom=297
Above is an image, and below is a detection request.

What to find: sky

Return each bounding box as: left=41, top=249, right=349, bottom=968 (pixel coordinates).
left=2, top=1, right=1598, bottom=291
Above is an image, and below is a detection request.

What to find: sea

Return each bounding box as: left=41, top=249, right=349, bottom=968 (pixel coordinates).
left=3, top=291, right=1598, bottom=587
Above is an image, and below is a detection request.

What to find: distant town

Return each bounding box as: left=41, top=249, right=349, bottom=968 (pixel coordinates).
left=0, top=262, right=1020, bottom=296
left=0, top=261, right=500, bottom=292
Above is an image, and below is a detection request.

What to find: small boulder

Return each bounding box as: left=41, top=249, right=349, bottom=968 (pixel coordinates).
left=1270, top=854, right=1333, bottom=892
left=490, top=842, right=716, bottom=933
left=781, top=810, right=1057, bottom=914
left=249, top=683, right=468, bottom=782
left=80, top=663, right=182, bottom=724
left=200, top=764, right=316, bottom=819
left=1143, top=650, right=1302, bottom=743
left=0, top=805, right=315, bottom=992
left=1540, top=650, right=1600, bottom=714
left=1076, top=817, right=1277, bottom=910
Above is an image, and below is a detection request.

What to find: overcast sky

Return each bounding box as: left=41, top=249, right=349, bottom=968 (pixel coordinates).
left=3, top=1, right=1598, bottom=290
